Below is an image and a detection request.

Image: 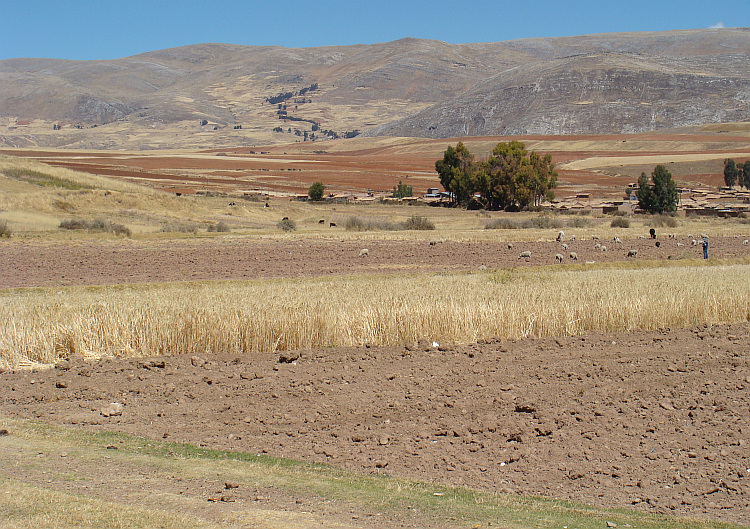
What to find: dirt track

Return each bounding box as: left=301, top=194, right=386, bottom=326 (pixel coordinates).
left=1, top=235, right=749, bottom=288
left=1, top=324, right=748, bottom=525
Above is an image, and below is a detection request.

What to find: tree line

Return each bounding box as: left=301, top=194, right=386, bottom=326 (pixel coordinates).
left=435, top=141, right=558, bottom=210
left=723, top=159, right=750, bottom=189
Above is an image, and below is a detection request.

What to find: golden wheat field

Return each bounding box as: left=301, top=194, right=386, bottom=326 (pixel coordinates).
left=2, top=261, right=749, bottom=369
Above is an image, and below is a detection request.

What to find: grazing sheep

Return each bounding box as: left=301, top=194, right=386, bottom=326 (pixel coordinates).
left=518, top=250, right=532, bottom=261
left=507, top=242, right=513, bottom=250
left=329, top=222, right=337, bottom=227
left=594, top=243, right=602, bottom=249
left=478, top=265, right=487, bottom=271
left=600, top=245, right=607, bottom=252
left=429, top=239, right=445, bottom=246
left=638, top=235, right=646, bottom=239
left=744, top=240, right=749, bottom=245
left=556, top=230, right=565, bottom=242
left=687, top=234, right=694, bottom=239
left=668, top=233, right=676, bottom=239
left=561, top=243, right=569, bottom=250
left=359, top=248, right=369, bottom=257
left=655, top=241, right=661, bottom=248
left=569, top=251, right=578, bottom=261
left=318, top=219, right=325, bottom=224
left=691, top=239, right=698, bottom=246
left=570, top=235, right=576, bottom=241
left=592, top=235, right=600, bottom=240
left=733, top=234, right=740, bottom=238
left=613, top=237, right=622, bottom=244
left=627, top=249, right=638, bottom=257
left=676, top=242, right=684, bottom=247
left=555, top=253, right=564, bottom=263
left=700, top=233, right=708, bottom=239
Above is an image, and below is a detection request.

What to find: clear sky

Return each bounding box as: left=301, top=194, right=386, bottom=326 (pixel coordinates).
left=2, top=0, right=748, bottom=61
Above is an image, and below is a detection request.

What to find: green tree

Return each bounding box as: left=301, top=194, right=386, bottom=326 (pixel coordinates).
left=744, top=160, right=750, bottom=189
left=435, top=142, right=475, bottom=206
left=392, top=180, right=413, bottom=198
left=724, top=158, right=738, bottom=188
left=308, top=181, right=325, bottom=201
left=637, top=165, right=678, bottom=214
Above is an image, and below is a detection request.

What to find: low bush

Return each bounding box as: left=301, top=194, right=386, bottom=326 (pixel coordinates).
left=484, top=218, right=519, bottom=230
left=344, top=216, right=399, bottom=231
left=566, top=217, right=591, bottom=228
left=160, top=222, right=200, bottom=233
left=277, top=218, right=296, bottom=232
left=208, top=221, right=231, bottom=233
left=610, top=217, right=630, bottom=228
left=647, top=214, right=679, bottom=228
left=485, top=216, right=564, bottom=230
left=59, top=218, right=131, bottom=236
left=402, top=215, right=435, bottom=230
left=0, top=220, right=12, bottom=238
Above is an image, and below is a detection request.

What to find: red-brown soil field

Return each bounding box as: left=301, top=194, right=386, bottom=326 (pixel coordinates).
left=1, top=323, right=748, bottom=525
left=1, top=236, right=750, bottom=526
left=2, top=235, right=750, bottom=289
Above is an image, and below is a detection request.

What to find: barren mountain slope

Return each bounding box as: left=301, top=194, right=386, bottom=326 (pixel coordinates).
left=1, top=28, right=750, bottom=148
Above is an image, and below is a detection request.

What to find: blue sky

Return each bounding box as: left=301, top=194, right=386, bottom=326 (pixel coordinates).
left=1, top=0, right=748, bottom=61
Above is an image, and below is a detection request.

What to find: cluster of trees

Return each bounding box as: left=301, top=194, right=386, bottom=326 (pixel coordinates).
left=266, top=83, right=318, bottom=105
left=723, top=159, right=750, bottom=189
left=392, top=180, right=413, bottom=198
left=435, top=141, right=558, bottom=210
left=636, top=165, right=678, bottom=214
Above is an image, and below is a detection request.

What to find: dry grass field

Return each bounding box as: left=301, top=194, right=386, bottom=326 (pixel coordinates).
left=1, top=135, right=750, bottom=527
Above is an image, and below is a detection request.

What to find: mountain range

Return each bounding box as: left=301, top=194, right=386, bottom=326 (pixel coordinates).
left=1, top=28, right=749, bottom=149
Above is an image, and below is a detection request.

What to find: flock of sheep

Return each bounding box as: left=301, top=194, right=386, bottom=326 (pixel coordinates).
left=356, top=230, right=747, bottom=264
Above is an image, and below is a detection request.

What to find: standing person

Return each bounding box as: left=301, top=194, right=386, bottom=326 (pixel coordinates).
left=702, top=237, right=708, bottom=259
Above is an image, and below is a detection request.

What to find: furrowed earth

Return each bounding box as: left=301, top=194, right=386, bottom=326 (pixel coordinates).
left=1, top=236, right=749, bottom=526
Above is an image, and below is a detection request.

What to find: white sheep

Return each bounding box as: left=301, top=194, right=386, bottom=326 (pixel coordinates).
left=676, top=242, right=684, bottom=247
left=592, top=235, right=600, bottom=240
left=556, top=231, right=565, bottom=242
left=518, top=250, right=532, bottom=261
left=744, top=240, right=749, bottom=245
left=613, top=237, right=622, bottom=244
left=570, top=235, right=576, bottom=241
left=627, top=249, right=638, bottom=258
left=359, top=248, right=370, bottom=257
left=555, top=253, right=564, bottom=263
left=561, top=243, right=569, bottom=250
left=507, top=242, right=513, bottom=250
left=594, top=243, right=602, bottom=249
left=638, top=235, right=646, bottom=239
left=600, top=245, right=607, bottom=252
left=569, top=251, right=578, bottom=261
left=668, top=233, right=676, bottom=239
left=691, top=239, right=698, bottom=246
left=700, top=233, right=708, bottom=239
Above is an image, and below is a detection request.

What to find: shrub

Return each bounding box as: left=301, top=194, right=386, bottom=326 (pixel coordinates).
left=160, top=222, right=200, bottom=233
left=277, top=218, right=296, bottom=232
left=566, top=217, right=591, bottom=228
left=485, top=218, right=519, bottom=230
left=401, top=215, right=434, bottom=230
left=523, top=216, right=564, bottom=229
left=59, top=218, right=131, bottom=236
left=647, top=214, right=679, bottom=228
left=0, top=220, right=12, bottom=238
left=344, top=216, right=399, bottom=231
left=208, top=221, right=231, bottom=233
left=610, top=217, right=630, bottom=228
